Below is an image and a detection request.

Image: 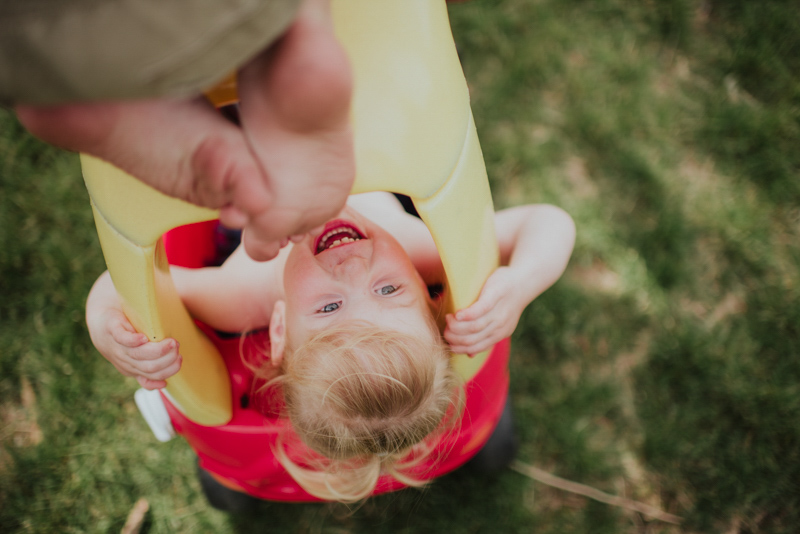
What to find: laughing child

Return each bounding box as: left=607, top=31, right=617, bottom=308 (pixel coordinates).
left=86, top=192, right=575, bottom=500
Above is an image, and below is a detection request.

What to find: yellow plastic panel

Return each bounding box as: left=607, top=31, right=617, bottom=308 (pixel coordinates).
left=90, top=204, right=163, bottom=339
left=333, top=0, right=499, bottom=380
left=82, top=155, right=217, bottom=246
left=413, top=112, right=499, bottom=379
left=82, top=0, right=500, bottom=426
left=85, top=159, right=231, bottom=425
left=150, top=240, right=231, bottom=424
left=334, top=0, right=470, bottom=199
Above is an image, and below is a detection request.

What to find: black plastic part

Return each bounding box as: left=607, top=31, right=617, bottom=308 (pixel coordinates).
left=210, top=222, right=243, bottom=267
left=393, top=193, right=420, bottom=218
left=218, top=103, right=241, bottom=126
left=196, top=460, right=263, bottom=514
left=465, top=394, right=519, bottom=476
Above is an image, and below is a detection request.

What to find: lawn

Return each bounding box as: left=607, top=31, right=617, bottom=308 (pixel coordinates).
left=2, top=0, right=799, bottom=532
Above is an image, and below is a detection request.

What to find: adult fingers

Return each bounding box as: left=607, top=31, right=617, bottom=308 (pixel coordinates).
left=241, top=231, right=283, bottom=262
left=240, top=206, right=321, bottom=260
left=218, top=205, right=249, bottom=230
left=16, top=97, right=272, bottom=218
left=235, top=4, right=355, bottom=259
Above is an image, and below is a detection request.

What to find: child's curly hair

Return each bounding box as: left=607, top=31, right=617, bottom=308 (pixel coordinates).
left=267, top=321, right=463, bottom=502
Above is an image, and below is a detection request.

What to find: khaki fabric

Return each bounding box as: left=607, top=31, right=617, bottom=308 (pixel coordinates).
left=0, top=0, right=302, bottom=105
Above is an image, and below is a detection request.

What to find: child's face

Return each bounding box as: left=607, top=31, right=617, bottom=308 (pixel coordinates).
left=282, top=206, right=434, bottom=348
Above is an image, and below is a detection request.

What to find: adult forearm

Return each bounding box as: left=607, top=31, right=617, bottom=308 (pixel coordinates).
left=1, top=0, right=301, bottom=105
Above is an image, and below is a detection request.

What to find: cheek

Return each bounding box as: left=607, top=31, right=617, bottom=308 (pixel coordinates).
left=375, top=239, right=413, bottom=270
left=282, top=314, right=306, bottom=353
left=283, top=255, right=330, bottom=315
left=281, top=286, right=316, bottom=351
left=284, top=265, right=317, bottom=300
left=284, top=249, right=315, bottom=291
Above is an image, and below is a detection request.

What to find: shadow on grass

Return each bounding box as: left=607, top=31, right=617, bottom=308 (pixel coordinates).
left=221, top=468, right=532, bottom=534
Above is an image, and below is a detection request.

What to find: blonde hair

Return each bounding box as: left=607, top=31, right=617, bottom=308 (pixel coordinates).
left=264, top=321, right=463, bottom=502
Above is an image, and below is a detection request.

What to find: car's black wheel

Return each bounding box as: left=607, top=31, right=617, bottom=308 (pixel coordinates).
left=196, top=460, right=263, bottom=514
left=465, top=393, right=519, bottom=476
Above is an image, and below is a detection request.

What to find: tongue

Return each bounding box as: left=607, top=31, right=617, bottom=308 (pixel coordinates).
left=327, top=231, right=354, bottom=244
left=321, top=231, right=357, bottom=252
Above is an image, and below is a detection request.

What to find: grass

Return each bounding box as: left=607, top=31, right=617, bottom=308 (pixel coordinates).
left=2, top=0, right=799, bottom=532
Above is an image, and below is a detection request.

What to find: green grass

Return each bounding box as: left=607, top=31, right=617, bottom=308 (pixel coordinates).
left=2, top=0, right=799, bottom=532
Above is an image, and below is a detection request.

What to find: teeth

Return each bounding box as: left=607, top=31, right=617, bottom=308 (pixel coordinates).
left=328, top=236, right=356, bottom=249
left=320, top=228, right=359, bottom=242
left=317, top=226, right=362, bottom=253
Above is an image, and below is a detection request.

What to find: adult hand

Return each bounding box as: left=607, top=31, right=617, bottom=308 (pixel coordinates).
left=15, top=0, right=354, bottom=261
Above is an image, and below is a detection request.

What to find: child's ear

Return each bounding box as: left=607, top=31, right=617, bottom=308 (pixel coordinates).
left=269, top=300, right=286, bottom=368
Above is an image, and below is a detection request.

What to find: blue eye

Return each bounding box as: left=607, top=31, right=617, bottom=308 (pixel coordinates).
left=319, top=302, right=340, bottom=313
left=379, top=285, right=398, bottom=295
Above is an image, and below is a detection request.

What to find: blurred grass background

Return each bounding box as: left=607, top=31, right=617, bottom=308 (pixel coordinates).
left=1, top=0, right=799, bottom=532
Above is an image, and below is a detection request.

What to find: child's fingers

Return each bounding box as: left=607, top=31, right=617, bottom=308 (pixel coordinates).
left=111, top=322, right=150, bottom=348
left=445, top=315, right=492, bottom=346
left=155, top=339, right=179, bottom=358
left=447, top=336, right=496, bottom=356
left=446, top=332, right=490, bottom=350
left=444, top=327, right=492, bottom=352
left=127, top=339, right=179, bottom=361
left=446, top=313, right=493, bottom=336
left=453, top=297, right=495, bottom=322
left=153, top=354, right=183, bottom=381
left=132, top=352, right=183, bottom=380
left=455, top=268, right=514, bottom=321
left=136, top=376, right=168, bottom=390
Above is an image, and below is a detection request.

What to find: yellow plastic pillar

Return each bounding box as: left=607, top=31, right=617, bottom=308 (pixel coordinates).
left=82, top=0, right=498, bottom=426
left=335, top=0, right=499, bottom=377
left=83, top=156, right=229, bottom=425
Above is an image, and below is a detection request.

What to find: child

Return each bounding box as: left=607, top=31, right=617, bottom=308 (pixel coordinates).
left=86, top=192, right=576, bottom=500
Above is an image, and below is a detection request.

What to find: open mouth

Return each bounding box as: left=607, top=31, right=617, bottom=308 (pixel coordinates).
left=314, top=222, right=365, bottom=254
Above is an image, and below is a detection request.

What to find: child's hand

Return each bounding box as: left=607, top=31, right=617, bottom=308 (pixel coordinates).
left=444, top=267, right=527, bottom=356
left=88, top=307, right=182, bottom=390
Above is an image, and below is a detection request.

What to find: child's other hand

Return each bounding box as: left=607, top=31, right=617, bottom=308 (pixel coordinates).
left=444, top=267, right=526, bottom=356
left=88, top=307, right=182, bottom=390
